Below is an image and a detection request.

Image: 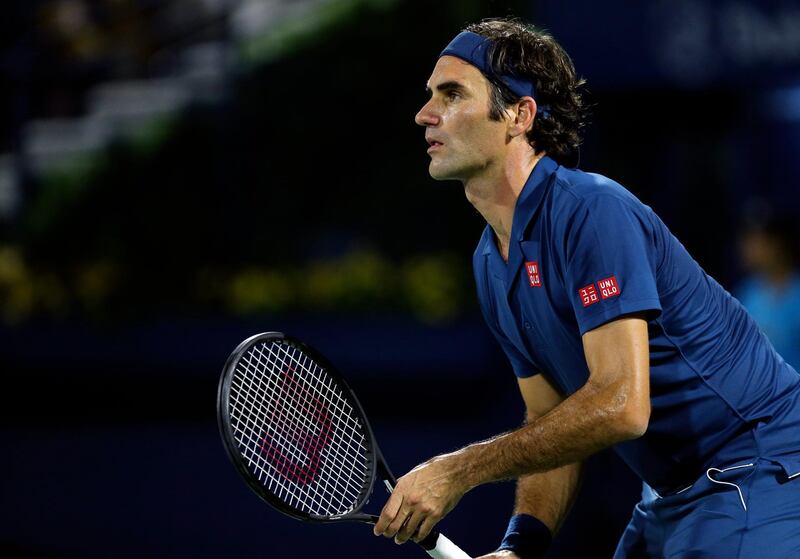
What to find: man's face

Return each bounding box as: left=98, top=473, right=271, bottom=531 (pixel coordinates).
left=415, top=56, right=510, bottom=181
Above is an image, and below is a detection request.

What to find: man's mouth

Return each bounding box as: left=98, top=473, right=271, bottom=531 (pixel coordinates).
left=427, top=139, right=443, bottom=152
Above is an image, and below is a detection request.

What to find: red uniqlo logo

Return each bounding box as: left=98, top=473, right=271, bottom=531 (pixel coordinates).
left=525, top=261, right=541, bottom=287
left=579, top=284, right=599, bottom=307
left=598, top=276, right=620, bottom=299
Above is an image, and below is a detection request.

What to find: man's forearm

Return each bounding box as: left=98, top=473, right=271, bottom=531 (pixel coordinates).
left=514, top=462, right=582, bottom=534
left=451, top=378, right=645, bottom=491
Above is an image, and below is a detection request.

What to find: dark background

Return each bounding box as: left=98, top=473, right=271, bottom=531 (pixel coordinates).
left=2, top=0, right=800, bottom=557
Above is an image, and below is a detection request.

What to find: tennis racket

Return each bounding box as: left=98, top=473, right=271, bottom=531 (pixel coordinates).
left=217, top=331, right=471, bottom=559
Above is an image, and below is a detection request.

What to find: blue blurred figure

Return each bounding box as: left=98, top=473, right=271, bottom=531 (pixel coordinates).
left=736, top=216, right=800, bottom=369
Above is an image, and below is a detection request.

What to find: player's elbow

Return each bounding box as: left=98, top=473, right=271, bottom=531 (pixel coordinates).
left=593, top=370, right=650, bottom=441
left=598, top=378, right=650, bottom=441
left=615, top=398, right=650, bottom=440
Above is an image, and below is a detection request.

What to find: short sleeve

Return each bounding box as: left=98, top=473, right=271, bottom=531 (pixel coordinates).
left=563, top=195, right=662, bottom=335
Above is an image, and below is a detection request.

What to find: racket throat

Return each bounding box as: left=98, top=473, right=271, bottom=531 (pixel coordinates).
left=375, top=446, right=398, bottom=489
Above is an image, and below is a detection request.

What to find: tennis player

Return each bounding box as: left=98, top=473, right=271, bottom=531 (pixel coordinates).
left=374, top=17, right=800, bottom=558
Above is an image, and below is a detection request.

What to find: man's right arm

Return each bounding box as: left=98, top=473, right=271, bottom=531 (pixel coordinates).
left=478, top=374, right=582, bottom=559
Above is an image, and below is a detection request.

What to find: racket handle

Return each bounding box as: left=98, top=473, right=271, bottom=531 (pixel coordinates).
left=422, top=532, right=472, bottom=559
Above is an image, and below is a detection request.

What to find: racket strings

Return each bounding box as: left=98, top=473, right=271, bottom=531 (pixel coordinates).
left=231, top=355, right=361, bottom=515
left=230, top=378, right=350, bottom=512
left=230, top=349, right=364, bottom=509
left=254, top=345, right=367, bottom=500
left=262, top=344, right=370, bottom=497
left=259, top=363, right=331, bottom=484
left=256, top=345, right=370, bottom=511
left=230, top=353, right=361, bottom=514
left=228, top=341, right=372, bottom=517
left=229, top=380, right=355, bottom=514
left=229, top=375, right=351, bottom=515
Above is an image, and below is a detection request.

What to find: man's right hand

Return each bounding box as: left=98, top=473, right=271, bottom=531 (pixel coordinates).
left=476, top=551, right=521, bottom=559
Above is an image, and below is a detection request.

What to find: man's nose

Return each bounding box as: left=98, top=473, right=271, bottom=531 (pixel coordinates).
left=415, top=100, right=440, bottom=127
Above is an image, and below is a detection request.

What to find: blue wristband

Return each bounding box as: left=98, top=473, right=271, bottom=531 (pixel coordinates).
left=497, top=514, right=552, bottom=559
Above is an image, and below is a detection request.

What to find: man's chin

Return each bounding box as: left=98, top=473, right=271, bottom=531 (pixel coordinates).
left=428, top=162, right=461, bottom=181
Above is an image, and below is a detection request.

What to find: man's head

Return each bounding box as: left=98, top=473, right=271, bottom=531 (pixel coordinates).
left=415, top=18, right=586, bottom=181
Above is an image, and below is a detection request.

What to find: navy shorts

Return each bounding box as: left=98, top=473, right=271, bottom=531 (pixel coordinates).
left=613, top=458, right=800, bottom=558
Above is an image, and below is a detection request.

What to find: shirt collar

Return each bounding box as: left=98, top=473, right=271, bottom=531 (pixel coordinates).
left=480, top=155, right=558, bottom=257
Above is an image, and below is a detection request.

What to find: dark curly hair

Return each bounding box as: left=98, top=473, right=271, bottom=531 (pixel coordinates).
left=464, top=18, right=587, bottom=165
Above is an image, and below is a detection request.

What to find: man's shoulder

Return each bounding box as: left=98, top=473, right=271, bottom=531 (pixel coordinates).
left=551, top=165, right=643, bottom=209
left=545, top=165, right=655, bottom=235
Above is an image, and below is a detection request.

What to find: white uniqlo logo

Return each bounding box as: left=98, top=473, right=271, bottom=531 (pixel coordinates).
left=598, top=276, right=620, bottom=299
left=525, top=261, right=541, bottom=288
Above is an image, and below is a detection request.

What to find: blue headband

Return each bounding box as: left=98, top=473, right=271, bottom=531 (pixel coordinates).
left=439, top=31, right=550, bottom=118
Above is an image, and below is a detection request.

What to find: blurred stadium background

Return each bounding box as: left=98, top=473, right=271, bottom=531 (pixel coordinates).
left=2, top=0, right=800, bottom=557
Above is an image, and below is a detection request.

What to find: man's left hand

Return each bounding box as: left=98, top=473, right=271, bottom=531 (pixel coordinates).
left=373, top=454, right=469, bottom=545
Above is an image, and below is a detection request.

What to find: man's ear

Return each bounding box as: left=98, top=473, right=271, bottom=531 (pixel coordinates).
left=508, top=97, right=537, bottom=138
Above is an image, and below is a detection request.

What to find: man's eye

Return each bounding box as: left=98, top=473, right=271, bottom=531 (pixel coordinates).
left=447, top=91, right=460, bottom=101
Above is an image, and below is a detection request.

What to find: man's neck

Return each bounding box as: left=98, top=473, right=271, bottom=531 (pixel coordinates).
left=464, top=151, right=544, bottom=262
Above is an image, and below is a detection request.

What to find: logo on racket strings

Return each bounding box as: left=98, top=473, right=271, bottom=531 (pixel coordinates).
left=261, top=367, right=333, bottom=485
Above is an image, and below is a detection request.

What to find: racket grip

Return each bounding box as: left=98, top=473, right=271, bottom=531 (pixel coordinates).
left=422, top=532, right=472, bottom=559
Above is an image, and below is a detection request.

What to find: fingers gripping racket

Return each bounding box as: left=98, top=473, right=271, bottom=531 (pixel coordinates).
left=217, top=332, right=471, bottom=559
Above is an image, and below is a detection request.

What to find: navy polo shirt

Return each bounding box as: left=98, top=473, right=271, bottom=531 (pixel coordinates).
left=474, top=156, right=800, bottom=492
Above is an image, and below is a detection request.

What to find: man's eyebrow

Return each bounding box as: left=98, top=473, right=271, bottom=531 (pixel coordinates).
left=425, top=81, right=468, bottom=96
